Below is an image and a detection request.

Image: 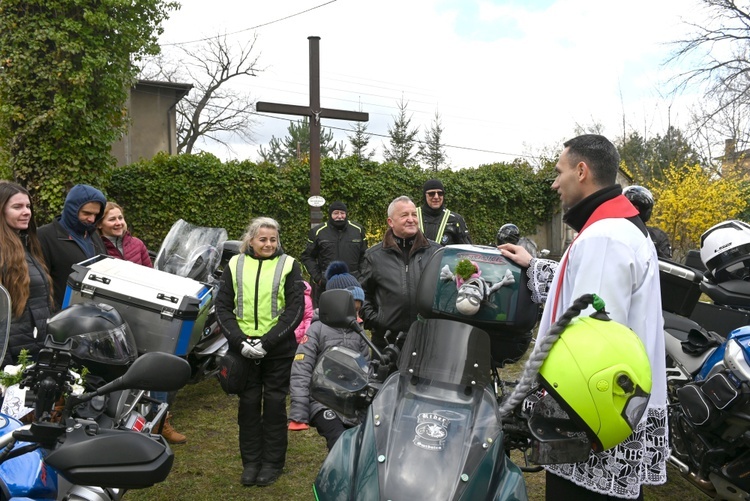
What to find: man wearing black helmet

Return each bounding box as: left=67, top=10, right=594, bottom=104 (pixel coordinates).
left=623, top=185, right=672, bottom=259
left=417, top=179, right=471, bottom=245
left=301, top=201, right=367, bottom=307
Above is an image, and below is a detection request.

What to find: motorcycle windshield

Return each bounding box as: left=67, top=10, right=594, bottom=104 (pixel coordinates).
left=372, top=319, right=502, bottom=499
left=397, top=318, right=492, bottom=388
left=372, top=374, right=503, bottom=499
left=154, top=219, right=228, bottom=283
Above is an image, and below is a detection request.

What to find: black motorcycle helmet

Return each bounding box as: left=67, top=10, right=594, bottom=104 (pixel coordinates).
left=623, top=185, right=654, bottom=223
left=496, top=224, right=521, bottom=246
left=46, top=303, right=138, bottom=382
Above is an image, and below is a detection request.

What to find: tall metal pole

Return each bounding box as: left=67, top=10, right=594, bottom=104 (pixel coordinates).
left=309, top=36, right=322, bottom=225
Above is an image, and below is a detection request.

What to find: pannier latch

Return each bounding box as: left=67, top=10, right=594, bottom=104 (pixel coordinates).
left=88, top=274, right=111, bottom=285
left=81, top=284, right=96, bottom=299
left=157, top=293, right=179, bottom=304
left=160, top=308, right=175, bottom=320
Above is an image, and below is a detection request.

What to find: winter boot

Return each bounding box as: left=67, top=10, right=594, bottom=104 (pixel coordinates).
left=160, top=413, right=187, bottom=444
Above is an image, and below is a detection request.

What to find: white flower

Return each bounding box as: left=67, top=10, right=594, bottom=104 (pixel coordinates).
left=1, top=364, right=21, bottom=377
left=70, top=384, right=85, bottom=396
left=68, top=369, right=82, bottom=383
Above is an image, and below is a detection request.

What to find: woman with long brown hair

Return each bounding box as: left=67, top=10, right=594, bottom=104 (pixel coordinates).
left=0, top=181, right=54, bottom=366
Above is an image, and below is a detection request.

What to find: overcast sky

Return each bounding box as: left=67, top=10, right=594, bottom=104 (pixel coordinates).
left=157, top=0, right=705, bottom=168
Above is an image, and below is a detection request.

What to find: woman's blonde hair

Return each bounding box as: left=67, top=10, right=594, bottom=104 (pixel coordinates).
left=97, top=201, right=126, bottom=234
left=239, top=217, right=281, bottom=253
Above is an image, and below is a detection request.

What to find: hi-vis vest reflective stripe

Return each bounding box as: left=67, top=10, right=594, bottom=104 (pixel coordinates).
left=228, top=253, right=294, bottom=337
left=417, top=207, right=452, bottom=243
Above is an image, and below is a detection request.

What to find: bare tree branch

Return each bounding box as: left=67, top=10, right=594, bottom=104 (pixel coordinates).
left=141, top=33, right=262, bottom=155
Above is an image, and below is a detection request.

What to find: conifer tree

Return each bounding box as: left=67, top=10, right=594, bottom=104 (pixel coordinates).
left=419, top=111, right=448, bottom=172
left=383, top=98, right=419, bottom=167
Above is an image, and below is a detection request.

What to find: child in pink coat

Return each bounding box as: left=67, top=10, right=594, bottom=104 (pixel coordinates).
left=294, top=281, right=314, bottom=343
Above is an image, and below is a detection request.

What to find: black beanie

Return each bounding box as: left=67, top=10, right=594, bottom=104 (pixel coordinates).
left=422, top=179, right=445, bottom=195
left=328, top=201, right=347, bottom=216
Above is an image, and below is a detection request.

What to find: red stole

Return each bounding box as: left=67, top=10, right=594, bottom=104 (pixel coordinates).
left=550, top=195, right=639, bottom=320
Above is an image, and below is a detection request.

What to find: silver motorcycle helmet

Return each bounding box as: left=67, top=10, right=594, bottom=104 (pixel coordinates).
left=700, top=220, right=750, bottom=282
left=46, top=303, right=138, bottom=382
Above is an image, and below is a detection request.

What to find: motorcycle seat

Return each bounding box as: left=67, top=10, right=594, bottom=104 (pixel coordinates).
left=663, top=311, right=717, bottom=375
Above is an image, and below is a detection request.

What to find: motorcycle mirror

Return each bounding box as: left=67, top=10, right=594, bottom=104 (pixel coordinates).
left=318, top=289, right=386, bottom=362
left=318, top=289, right=359, bottom=330
left=94, top=352, right=191, bottom=397
left=0, top=286, right=10, bottom=365
left=311, top=346, right=369, bottom=418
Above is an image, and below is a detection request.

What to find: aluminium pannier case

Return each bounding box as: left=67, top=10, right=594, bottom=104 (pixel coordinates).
left=63, top=255, right=212, bottom=356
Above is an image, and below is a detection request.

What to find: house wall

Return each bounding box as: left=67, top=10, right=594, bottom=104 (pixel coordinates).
left=111, top=85, right=182, bottom=167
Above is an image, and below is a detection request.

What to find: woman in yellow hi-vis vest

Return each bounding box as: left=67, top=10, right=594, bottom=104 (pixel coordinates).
left=216, top=216, right=304, bottom=487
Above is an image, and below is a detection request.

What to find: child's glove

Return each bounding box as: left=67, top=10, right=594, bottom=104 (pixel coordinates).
left=288, top=420, right=309, bottom=431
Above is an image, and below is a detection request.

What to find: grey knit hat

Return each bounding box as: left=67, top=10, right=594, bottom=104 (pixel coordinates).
left=325, top=261, right=365, bottom=302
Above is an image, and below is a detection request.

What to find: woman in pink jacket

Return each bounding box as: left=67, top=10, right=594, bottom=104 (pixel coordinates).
left=97, top=202, right=151, bottom=267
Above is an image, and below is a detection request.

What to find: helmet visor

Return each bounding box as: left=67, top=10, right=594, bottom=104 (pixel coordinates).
left=71, top=323, right=137, bottom=366
left=622, top=385, right=650, bottom=430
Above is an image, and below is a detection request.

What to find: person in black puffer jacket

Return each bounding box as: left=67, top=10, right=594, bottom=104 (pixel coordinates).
left=0, top=182, right=54, bottom=367
left=300, top=201, right=367, bottom=307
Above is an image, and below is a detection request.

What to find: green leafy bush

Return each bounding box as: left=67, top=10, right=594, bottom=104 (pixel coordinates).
left=106, top=154, right=557, bottom=261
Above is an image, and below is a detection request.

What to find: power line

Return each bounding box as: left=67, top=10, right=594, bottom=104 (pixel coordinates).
left=134, top=83, right=534, bottom=160
left=252, top=110, right=532, bottom=160
left=162, top=0, right=338, bottom=47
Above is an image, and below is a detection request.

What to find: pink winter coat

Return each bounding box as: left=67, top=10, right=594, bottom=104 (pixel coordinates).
left=294, top=281, right=314, bottom=342
left=102, top=232, right=152, bottom=267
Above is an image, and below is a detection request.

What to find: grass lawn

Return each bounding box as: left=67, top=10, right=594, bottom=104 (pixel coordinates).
left=127, top=372, right=702, bottom=501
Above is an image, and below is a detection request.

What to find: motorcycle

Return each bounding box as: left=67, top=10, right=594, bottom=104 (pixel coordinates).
left=154, top=219, right=240, bottom=383
left=661, top=249, right=750, bottom=500
left=0, top=286, right=191, bottom=500
left=309, top=245, right=648, bottom=500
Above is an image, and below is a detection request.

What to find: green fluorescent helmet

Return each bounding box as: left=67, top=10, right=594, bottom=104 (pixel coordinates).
left=537, top=315, right=652, bottom=451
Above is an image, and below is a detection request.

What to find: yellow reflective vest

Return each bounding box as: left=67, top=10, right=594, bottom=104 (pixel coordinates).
left=228, top=253, right=295, bottom=337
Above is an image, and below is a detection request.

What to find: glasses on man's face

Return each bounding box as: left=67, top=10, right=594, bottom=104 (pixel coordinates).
left=426, top=191, right=444, bottom=198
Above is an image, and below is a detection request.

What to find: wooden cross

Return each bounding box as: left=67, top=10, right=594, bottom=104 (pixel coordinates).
left=256, top=36, right=369, bottom=226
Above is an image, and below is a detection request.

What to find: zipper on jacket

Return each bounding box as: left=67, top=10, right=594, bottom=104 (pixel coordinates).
left=253, top=261, right=262, bottom=330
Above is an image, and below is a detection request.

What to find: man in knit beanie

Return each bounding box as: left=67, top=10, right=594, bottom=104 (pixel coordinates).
left=301, top=200, right=367, bottom=307
left=288, top=261, right=369, bottom=450
left=417, top=179, right=471, bottom=245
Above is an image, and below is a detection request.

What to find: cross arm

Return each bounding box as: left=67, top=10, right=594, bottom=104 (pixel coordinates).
left=256, top=101, right=368, bottom=122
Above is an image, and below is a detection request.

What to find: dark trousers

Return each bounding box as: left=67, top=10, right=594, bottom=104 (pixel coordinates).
left=310, top=280, right=324, bottom=308
left=545, top=471, right=643, bottom=501
left=238, top=356, right=293, bottom=468
left=311, top=409, right=347, bottom=451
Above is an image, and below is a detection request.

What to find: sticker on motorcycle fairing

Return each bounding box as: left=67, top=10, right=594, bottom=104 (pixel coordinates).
left=125, top=413, right=147, bottom=432
left=413, top=413, right=449, bottom=451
